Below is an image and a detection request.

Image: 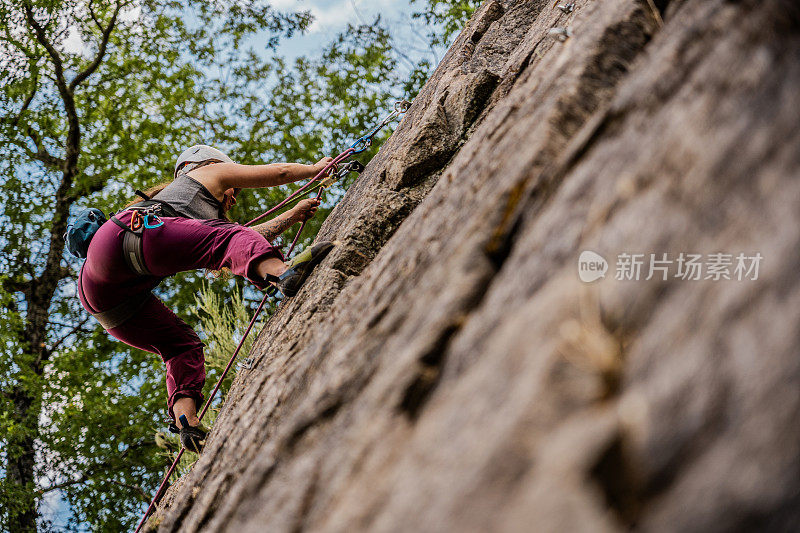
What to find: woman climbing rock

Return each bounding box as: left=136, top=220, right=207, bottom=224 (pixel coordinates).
left=76, top=145, right=335, bottom=452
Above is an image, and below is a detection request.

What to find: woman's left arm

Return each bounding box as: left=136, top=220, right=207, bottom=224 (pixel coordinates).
left=190, top=157, right=335, bottom=198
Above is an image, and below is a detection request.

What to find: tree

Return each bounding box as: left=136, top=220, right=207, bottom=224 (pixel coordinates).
left=411, top=0, right=481, bottom=46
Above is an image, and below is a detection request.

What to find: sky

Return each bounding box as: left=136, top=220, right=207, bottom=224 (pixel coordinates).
left=274, top=0, right=442, bottom=67
left=275, top=0, right=407, bottom=30
left=276, top=0, right=417, bottom=47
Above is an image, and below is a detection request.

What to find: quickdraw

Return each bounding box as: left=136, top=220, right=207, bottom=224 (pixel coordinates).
left=350, top=99, right=412, bottom=154
left=134, top=100, right=411, bottom=533
left=244, top=100, right=409, bottom=250
left=130, top=211, right=143, bottom=231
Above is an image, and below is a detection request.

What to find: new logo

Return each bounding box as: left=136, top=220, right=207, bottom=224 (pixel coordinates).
left=578, top=251, right=608, bottom=283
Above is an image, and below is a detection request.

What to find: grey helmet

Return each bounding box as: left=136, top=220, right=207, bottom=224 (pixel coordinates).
left=174, top=145, right=234, bottom=177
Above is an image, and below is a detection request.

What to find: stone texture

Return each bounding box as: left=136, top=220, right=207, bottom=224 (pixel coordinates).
left=151, top=0, right=800, bottom=531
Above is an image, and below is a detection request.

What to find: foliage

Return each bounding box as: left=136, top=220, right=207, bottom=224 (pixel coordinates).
left=232, top=18, right=420, bottom=251
left=0, top=0, right=310, bottom=530
left=411, top=0, right=482, bottom=46
left=193, top=280, right=269, bottom=398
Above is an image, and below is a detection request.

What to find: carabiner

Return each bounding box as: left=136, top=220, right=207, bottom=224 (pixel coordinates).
left=130, top=211, right=143, bottom=231
left=350, top=136, right=372, bottom=154
left=143, top=214, right=164, bottom=229
left=395, top=99, right=412, bottom=113
left=349, top=100, right=412, bottom=154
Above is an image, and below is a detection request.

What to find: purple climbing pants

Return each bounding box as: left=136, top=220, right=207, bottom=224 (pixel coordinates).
left=78, top=210, right=282, bottom=418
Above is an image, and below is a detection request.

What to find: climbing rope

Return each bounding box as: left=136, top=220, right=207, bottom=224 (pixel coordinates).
left=134, top=100, right=410, bottom=533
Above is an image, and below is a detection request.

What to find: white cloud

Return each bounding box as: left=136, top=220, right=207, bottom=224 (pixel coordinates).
left=305, top=0, right=399, bottom=33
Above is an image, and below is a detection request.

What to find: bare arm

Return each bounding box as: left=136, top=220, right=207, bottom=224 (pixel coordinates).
left=251, top=199, right=320, bottom=242
left=251, top=210, right=299, bottom=242
left=188, top=157, right=335, bottom=200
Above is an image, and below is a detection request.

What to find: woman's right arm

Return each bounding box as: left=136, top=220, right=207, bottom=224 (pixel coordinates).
left=251, top=199, right=320, bottom=242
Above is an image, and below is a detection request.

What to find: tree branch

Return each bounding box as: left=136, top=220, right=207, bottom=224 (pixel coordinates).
left=39, top=439, right=152, bottom=495
left=8, top=74, right=38, bottom=128
left=2, top=277, right=31, bottom=296
left=46, top=320, right=84, bottom=329
left=108, top=479, right=150, bottom=502
left=23, top=3, right=69, bottom=101
left=39, top=477, right=84, bottom=494
left=87, top=0, right=103, bottom=32
left=70, top=1, right=121, bottom=91
left=23, top=1, right=79, bottom=172
left=24, top=2, right=119, bottom=298
left=66, top=171, right=110, bottom=202
left=47, top=316, right=92, bottom=354
left=24, top=128, right=65, bottom=169
left=40, top=477, right=149, bottom=501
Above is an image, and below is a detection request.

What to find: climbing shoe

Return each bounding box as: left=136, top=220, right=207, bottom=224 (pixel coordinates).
left=178, top=415, right=207, bottom=453
left=276, top=241, right=336, bottom=297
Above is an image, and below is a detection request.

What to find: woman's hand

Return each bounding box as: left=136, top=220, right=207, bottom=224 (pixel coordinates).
left=293, top=198, right=320, bottom=222
left=313, top=157, right=338, bottom=175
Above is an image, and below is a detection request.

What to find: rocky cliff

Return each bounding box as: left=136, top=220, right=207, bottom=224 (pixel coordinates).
left=152, top=0, right=800, bottom=531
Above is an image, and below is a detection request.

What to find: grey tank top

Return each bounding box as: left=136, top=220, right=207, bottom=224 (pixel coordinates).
left=153, top=172, right=224, bottom=220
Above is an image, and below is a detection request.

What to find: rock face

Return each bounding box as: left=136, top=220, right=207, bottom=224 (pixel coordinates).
left=154, top=0, right=800, bottom=531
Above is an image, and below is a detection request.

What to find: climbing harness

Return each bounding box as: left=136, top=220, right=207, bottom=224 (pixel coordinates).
left=110, top=197, right=180, bottom=277
left=70, top=195, right=181, bottom=328
left=133, top=99, right=411, bottom=533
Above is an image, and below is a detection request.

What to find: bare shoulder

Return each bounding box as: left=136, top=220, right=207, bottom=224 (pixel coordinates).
left=186, top=162, right=242, bottom=200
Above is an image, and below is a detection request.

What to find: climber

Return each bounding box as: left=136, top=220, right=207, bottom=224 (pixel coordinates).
left=77, top=145, right=336, bottom=453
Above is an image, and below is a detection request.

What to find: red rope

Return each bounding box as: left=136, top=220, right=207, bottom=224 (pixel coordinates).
left=134, top=291, right=271, bottom=532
